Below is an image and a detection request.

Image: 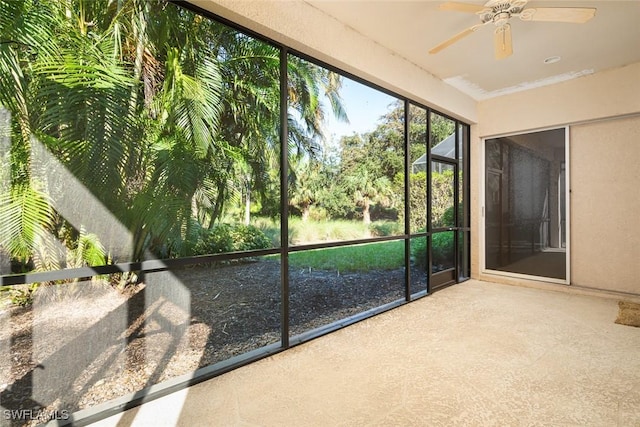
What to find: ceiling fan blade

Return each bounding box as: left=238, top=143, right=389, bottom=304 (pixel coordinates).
left=439, top=2, right=487, bottom=13
left=429, top=24, right=484, bottom=54
left=494, top=24, right=513, bottom=60
left=521, top=7, right=596, bottom=23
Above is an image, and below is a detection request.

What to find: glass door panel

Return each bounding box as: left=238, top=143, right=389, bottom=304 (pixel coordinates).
left=484, top=129, right=567, bottom=281
left=409, top=106, right=428, bottom=233
left=431, top=161, right=455, bottom=229
left=430, top=159, right=457, bottom=290
left=430, top=231, right=456, bottom=289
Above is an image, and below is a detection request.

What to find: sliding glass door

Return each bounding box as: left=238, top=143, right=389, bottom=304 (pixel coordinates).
left=484, top=128, right=568, bottom=282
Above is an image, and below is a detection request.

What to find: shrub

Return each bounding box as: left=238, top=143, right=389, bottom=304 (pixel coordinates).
left=308, top=206, right=329, bottom=222
left=441, top=203, right=463, bottom=227
left=369, top=221, right=403, bottom=237
left=0, top=283, right=39, bottom=307
left=410, top=233, right=454, bottom=271
left=441, top=205, right=455, bottom=227
left=193, top=223, right=233, bottom=254
left=398, top=172, right=427, bottom=232
left=432, top=232, right=454, bottom=267
left=369, top=204, right=398, bottom=222
left=252, top=217, right=281, bottom=247
left=411, top=237, right=427, bottom=270
left=431, top=170, right=455, bottom=227
left=228, top=224, right=272, bottom=251
left=191, top=223, right=271, bottom=255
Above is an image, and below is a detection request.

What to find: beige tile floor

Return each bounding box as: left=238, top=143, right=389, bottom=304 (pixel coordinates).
left=91, top=280, right=640, bottom=426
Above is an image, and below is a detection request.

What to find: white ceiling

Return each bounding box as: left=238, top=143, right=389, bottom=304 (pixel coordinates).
left=305, top=0, right=640, bottom=100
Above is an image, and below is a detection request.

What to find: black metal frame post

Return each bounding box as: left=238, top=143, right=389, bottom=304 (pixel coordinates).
left=404, top=100, right=411, bottom=301
left=280, top=47, right=290, bottom=349
left=426, top=110, right=433, bottom=294
left=453, top=123, right=460, bottom=281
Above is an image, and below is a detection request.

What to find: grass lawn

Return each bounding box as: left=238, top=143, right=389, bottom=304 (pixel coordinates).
left=253, top=217, right=406, bottom=272
left=289, top=240, right=404, bottom=272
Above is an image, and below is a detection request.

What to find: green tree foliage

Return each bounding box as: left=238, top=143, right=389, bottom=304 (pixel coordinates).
left=365, top=102, right=405, bottom=180
left=0, top=0, right=343, bottom=277
left=343, top=165, right=393, bottom=224
left=397, top=172, right=427, bottom=232
left=431, top=169, right=455, bottom=228
left=333, top=100, right=406, bottom=223
left=289, top=100, right=453, bottom=226
left=430, top=113, right=456, bottom=150
left=408, top=104, right=428, bottom=164
left=289, top=159, right=326, bottom=222
left=288, top=97, right=457, bottom=228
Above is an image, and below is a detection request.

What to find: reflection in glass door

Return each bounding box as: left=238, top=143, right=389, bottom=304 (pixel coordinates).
left=484, top=129, right=567, bottom=281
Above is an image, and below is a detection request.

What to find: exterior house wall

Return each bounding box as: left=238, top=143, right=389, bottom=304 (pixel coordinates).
left=475, top=62, right=640, bottom=295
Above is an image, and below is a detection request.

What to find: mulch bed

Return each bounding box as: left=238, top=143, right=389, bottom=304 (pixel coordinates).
left=0, top=260, right=426, bottom=426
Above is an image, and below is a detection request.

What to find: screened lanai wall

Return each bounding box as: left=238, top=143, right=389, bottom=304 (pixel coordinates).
left=0, top=1, right=472, bottom=425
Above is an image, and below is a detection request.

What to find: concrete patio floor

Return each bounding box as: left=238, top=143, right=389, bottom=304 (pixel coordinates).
left=91, top=279, right=640, bottom=426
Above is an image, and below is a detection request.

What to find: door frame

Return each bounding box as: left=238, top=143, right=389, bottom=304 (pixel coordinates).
left=429, top=157, right=459, bottom=290
left=480, top=126, right=571, bottom=285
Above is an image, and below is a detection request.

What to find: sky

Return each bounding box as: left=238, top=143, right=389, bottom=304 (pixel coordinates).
left=322, top=77, right=399, bottom=145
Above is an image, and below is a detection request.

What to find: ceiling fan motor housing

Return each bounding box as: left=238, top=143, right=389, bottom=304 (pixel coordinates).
left=493, top=12, right=510, bottom=26
left=480, top=0, right=528, bottom=26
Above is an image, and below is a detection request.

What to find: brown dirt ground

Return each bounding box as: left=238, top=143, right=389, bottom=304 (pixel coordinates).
left=0, top=260, right=426, bottom=426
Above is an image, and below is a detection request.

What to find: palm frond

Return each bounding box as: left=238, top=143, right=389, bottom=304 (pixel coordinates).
left=67, top=227, right=106, bottom=268
left=0, top=184, right=54, bottom=262
left=32, top=229, right=64, bottom=273
left=154, top=48, right=223, bottom=157
left=32, top=30, right=140, bottom=206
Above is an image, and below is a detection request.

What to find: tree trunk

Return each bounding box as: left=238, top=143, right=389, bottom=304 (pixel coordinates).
left=362, top=198, right=371, bottom=225
left=301, top=205, right=310, bottom=222
left=244, top=182, right=251, bottom=225
left=209, top=183, right=227, bottom=229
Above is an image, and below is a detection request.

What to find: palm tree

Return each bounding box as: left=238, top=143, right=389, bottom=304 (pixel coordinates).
left=0, top=0, right=348, bottom=274
left=1, top=0, right=224, bottom=266
left=289, top=160, right=326, bottom=222
left=343, top=165, right=393, bottom=225
left=209, top=45, right=347, bottom=227
left=0, top=0, right=60, bottom=269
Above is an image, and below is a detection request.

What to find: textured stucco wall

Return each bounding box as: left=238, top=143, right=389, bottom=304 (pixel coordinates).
left=569, top=115, right=640, bottom=294
left=188, top=0, right=477, bottom=123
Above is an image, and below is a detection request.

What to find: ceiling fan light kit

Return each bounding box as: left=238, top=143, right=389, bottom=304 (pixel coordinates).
left=429, top=0, right=597, bottom=59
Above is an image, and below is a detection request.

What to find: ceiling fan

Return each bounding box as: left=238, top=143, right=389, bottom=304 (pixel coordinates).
left=429, top=0, right=596, bottom=59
